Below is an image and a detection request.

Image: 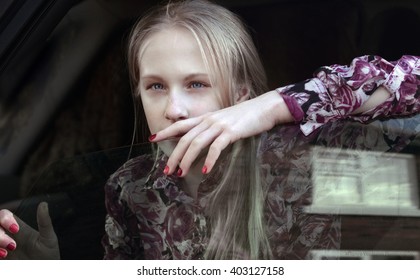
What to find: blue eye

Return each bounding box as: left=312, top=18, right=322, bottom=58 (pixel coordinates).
left=151, top=83, right=164, bottom=90
left=190, top=82, right=205, bottom=89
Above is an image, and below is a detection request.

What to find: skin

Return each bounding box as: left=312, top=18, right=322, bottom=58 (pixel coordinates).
left=139, top=27, right=229, bottom=196
left=152, top=86, right=391, bottom=179
left=139, top=28, right=223, bottom=162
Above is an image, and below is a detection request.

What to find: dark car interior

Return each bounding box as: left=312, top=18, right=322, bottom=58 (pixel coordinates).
left=1, top=0, right=419, bottom=259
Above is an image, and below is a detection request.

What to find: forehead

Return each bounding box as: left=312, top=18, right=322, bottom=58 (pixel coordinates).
left=146, top=27, right=196, bottom=49
left=139, top=27, right=205, bottom=69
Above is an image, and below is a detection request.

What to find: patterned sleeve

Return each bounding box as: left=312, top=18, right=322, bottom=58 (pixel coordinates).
left=276, top=55, right=420, bottom=136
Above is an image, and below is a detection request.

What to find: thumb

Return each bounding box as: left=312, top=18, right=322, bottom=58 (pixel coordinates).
left=36, top=202, right=57, bottom=245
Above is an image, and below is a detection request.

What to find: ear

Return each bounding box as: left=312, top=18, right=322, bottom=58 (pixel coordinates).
left=235, top=87, right=250, bottom=104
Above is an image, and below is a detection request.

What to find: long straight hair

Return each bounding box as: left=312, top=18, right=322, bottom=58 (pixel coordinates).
left=128, top=0, right=271, bottom=259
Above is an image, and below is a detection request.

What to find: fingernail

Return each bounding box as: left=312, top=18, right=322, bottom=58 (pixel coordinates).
left=9, top=224, right=19, bottom=234
left=0, top=248, right=7, bottom=258
left=7, top=243, right=16, bottom=251
left=148, top=134, right=157, bottom=141
left=163, top=166, right=169, bottom=175
left=176, top=168, right=183, bottom=177
left=201, top=165, right=208, bottom=174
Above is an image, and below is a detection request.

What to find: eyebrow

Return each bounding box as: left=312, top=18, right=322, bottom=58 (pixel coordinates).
left=140, top=73, right=210, bottom=80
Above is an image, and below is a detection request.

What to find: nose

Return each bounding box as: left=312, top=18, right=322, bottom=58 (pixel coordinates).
left=164, top=94, right=189, bottom=122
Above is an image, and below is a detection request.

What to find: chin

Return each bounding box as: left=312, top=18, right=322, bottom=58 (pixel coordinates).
left=157, top=140, right=177, bottom=157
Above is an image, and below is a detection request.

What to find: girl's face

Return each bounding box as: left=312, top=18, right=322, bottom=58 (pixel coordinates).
left=138, top=27, right=223, bottom=156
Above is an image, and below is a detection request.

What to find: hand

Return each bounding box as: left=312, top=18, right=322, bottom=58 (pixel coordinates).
left=0, top=202, right=60, bottom=259
left=151, top=90, right=293, bottom=176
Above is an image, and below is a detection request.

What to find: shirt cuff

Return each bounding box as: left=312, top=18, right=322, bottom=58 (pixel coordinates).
left=383, top=55, right=420, bottom=101
left=275, top=87, right=304, bottom=123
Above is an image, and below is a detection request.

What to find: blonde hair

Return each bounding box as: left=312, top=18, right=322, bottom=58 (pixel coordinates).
left=128, top=0, right=271, bottom=259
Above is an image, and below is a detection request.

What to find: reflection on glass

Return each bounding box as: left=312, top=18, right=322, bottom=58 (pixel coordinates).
left=306, top=146, right=420, bottom=216
left=310, top=249, right=420, bottom=260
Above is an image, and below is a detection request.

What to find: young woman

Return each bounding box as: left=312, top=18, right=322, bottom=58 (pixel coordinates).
left=1, top=0, right=419, bottom=259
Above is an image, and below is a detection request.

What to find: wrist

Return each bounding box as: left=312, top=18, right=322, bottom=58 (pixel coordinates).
left=273, top=88, right=303, bottom=123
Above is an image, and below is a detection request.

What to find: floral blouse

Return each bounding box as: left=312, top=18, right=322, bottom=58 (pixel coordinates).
left=102, top=55, right=420, bottom=259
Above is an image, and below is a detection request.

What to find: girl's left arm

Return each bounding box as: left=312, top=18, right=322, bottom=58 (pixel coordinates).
left=152, top=55, right=420, bottom=176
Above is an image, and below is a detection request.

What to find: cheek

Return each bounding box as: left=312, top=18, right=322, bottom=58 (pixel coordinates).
left=190, top=97, right=223, bottom=117
left=143, top=106, right=161, bottom=134
left=140, top=93, right=167, bottom=133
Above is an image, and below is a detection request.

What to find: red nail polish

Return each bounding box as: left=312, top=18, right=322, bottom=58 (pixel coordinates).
left=7, top=243, right=16, bottom=251
left=148, top=134, right=157, bottom=141
left=163, top=166, right=169, bottom=175
left=176, top=168, right=183, bottom=177
left=9, top=224, right=18, bottom=234
left=201, top=165, right=208, bottom=174
left=0, top=248, right=7, bottom=258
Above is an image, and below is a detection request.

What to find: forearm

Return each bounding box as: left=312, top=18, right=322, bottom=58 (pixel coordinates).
left=257, top=90, right=295, bottom=126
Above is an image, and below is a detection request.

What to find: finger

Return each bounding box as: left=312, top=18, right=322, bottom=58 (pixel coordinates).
left=178, top=125, right=223, bottom=175
left=203, top=133, right=232, bottom=174
left=0, top=211, right=37, bottom=256
left=0, top=248, right=7, bottom=258
left=0, top=227, right=17, bottom=252
left=151, top=117, right=202, bottom=142
left=36, top=202, right=57, bottom=247
left=165, top=121, right=211, bottom=175
left=0, top=209, right=19, bottom=234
